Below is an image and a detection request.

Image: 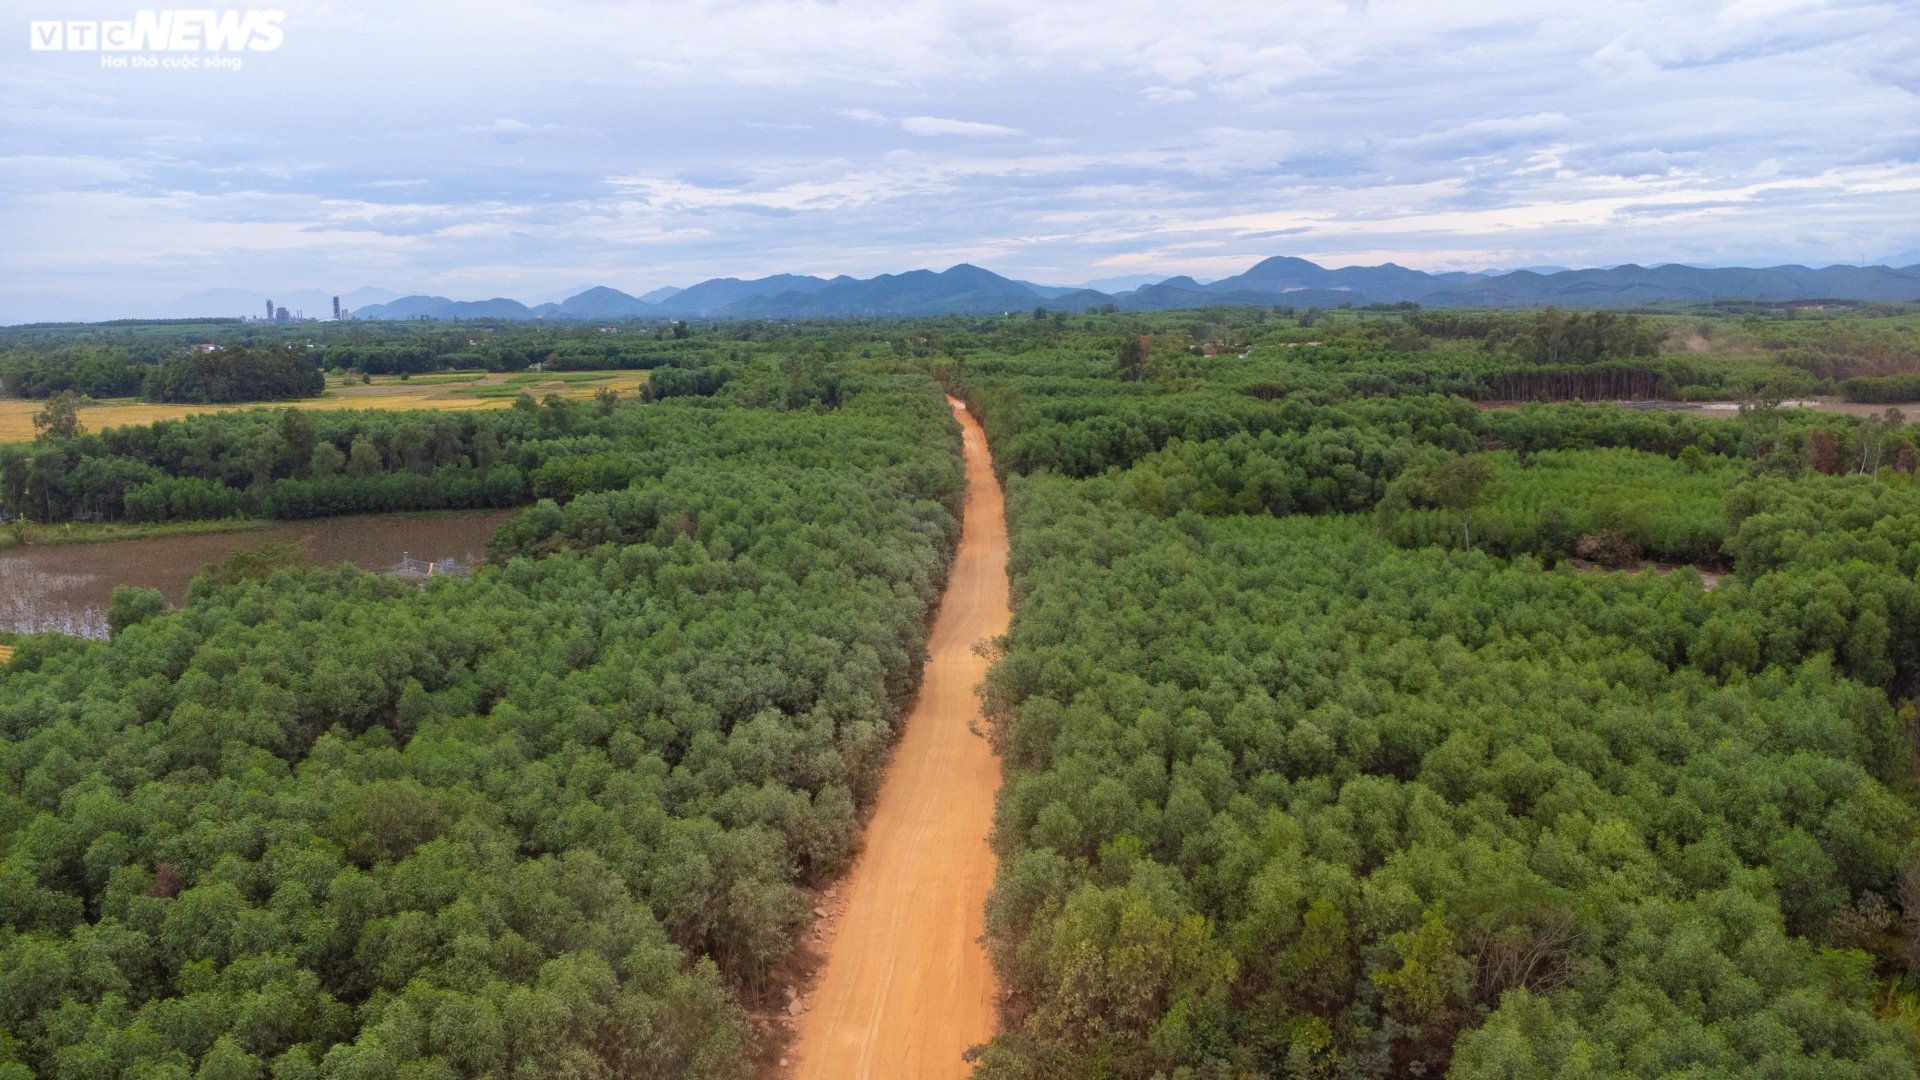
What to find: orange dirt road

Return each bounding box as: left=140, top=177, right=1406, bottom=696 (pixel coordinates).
left=791, top=396, right=1008, bottom=1079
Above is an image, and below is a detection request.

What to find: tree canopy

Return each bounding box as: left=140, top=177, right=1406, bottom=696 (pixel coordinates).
left=952, top=335, right=1920, bottom=1078
left=8, top=304, right=1920, bottom=1077
left=0, top=362, right=962, bottom=1077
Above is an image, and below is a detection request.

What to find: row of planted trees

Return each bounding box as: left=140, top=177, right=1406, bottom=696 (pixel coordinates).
left=0, top=392, right=621, bottom=524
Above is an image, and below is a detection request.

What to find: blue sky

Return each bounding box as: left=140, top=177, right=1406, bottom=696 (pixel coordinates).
left=3, top=0, right=1918, bottom=320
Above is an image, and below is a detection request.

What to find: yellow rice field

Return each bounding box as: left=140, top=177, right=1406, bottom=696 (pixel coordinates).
left=0, top=370, right=650, bottom=444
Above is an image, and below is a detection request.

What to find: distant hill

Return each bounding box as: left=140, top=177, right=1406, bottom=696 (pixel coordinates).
left=1415, top=263, right=1920, bottom=308
left=549, top=286, right=653, bottom=319
left=1133, top=258, right=1920, bottom=309
left=1180, top=256, right=1482, bottom=301
left=334, top=258, right=1920, bottom=322
left=351, top=295, right=539, bottom=320
left=721, top=265, right=1098, bottom=317
left=652, top=274, right=839, bottom=316
left=1081, top=273, right=1187, bottom=294
left=1015, top=280, right=1086, bottom=299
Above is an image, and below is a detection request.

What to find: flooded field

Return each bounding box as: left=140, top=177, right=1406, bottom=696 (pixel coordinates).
left=0, top=509, right=513, bottom=639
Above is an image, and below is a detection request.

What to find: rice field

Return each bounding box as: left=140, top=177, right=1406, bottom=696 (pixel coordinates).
left=0, top=370, right=651, bottom=443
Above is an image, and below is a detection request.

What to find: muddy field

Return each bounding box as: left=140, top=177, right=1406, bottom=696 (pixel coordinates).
left=0, top=509, right=512, bottom=638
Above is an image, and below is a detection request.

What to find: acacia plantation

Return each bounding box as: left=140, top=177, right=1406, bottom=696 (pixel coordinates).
left=5, top=303, right=1920, bottom=1077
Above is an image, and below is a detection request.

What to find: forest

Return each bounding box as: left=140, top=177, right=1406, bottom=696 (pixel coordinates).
left=0, top=346, right=325, bottom=405
left=4, top=300, right=1918, bottom=415
left=139, top=348, right=328, bottom=405
left=949, top=332, right=1920, bottom=1077
left=0, top=323, right=737, bottom=404
left=6, top=302, right=1920, bottom=1077
left=0, top=360, right=962, bottom=1076
left=2, top=395, right=608, bottom=524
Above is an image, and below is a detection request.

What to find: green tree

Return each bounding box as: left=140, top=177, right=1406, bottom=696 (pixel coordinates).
left=196, top=1036, right=263, bottom=1080
left=308, top=441, right=346, bottom=478
left=1428, top=453, right=1496, bottom=550
left=1373, top=909, right=1472, bottom=1073
left=106, top=585, right=168, bottom=637
left=32, top=389, right=84, bottom=441
left=344, top=437, right=381, bottom=479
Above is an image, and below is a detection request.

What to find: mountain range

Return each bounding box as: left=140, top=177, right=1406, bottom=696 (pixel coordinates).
left=281, top=258, right=1920, bottom=322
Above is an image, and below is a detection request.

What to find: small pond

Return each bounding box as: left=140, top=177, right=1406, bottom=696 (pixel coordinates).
left=0, top=509, right=514, bottom=639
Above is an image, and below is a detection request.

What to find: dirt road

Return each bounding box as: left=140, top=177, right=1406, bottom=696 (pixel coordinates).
left=790, top=396, right=1008, bottom=1079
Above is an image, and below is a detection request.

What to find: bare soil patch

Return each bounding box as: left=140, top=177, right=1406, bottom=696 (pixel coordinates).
left=1568, top=557, right=1723, bottom=590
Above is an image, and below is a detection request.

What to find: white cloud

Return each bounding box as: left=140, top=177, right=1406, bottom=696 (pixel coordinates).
left=1, top=0, right=1915, bottom=317
left=456, top=118, right=589, bottom=142
left=835, top=109, right=1022, bottom=136
left=899, top=116, right=1021, bottom=137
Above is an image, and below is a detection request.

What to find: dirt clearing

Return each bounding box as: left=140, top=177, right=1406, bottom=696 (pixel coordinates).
left=1477, top=396, right=1920, bottom=423
left=788, top=397, right=1008, bottom=1079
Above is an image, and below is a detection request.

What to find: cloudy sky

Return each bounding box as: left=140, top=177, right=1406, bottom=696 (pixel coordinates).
left=3, top=0, right=1918, bottom=320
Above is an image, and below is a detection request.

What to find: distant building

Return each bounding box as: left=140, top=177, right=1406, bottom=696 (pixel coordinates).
left=274, top=306, right=289, bottom=323
left=265, top=299, right=274, bottom=320
left=332, top=295, right=341, bottom=320
left=190, top=342, right=218, bottom=352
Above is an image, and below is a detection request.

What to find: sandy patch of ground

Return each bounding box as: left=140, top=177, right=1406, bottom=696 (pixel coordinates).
left=1476, top=397, right=1917, bottom=422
